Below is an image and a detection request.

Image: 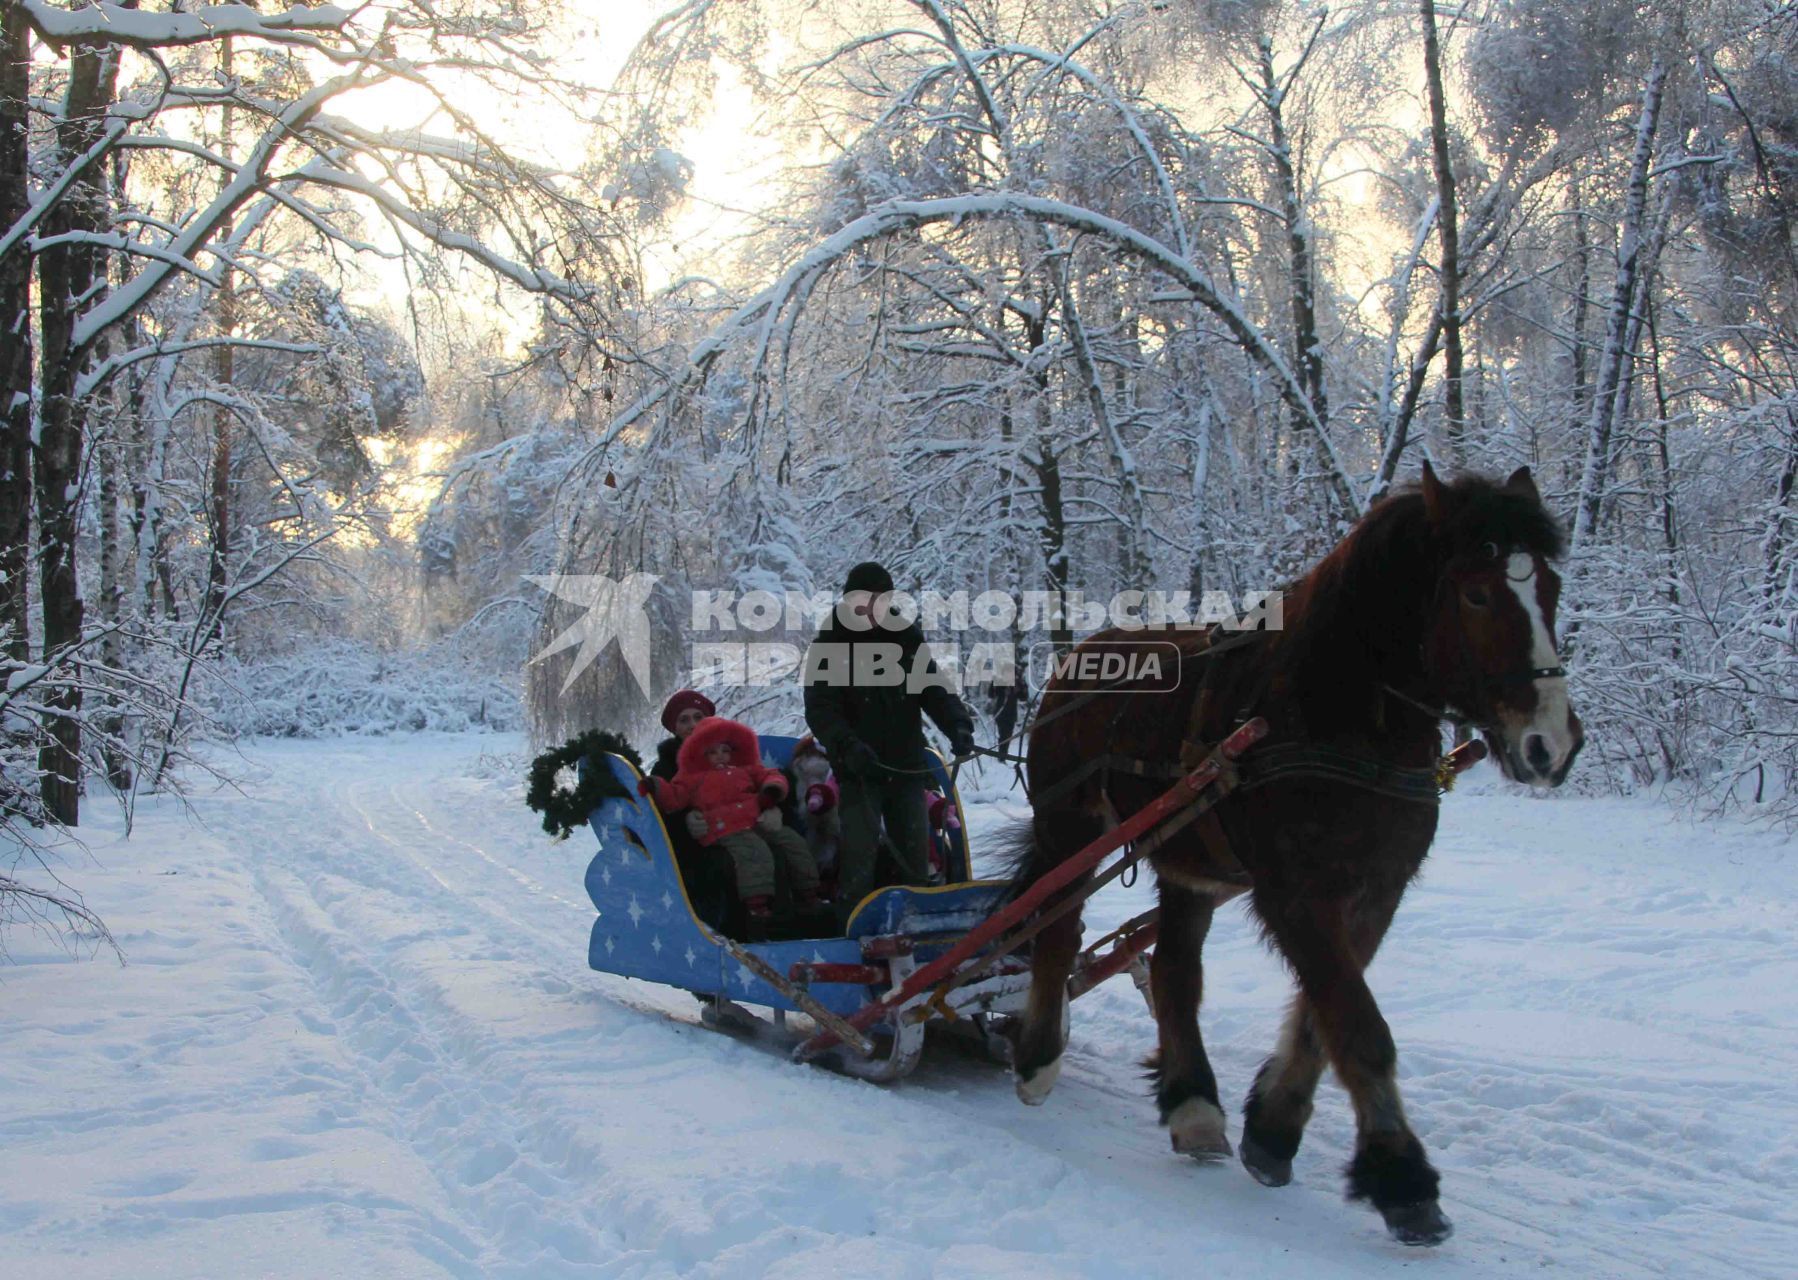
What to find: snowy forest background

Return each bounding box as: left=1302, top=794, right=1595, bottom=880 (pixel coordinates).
left=5, top=0, right=1798, bottom=933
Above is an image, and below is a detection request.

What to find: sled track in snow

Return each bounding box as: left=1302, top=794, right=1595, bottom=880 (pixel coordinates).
left=3, top=740, right=1769, bottom=1280
left=253, top=858, right=625, bottom=1274
left=9, top=736, right=1795, bottom=1278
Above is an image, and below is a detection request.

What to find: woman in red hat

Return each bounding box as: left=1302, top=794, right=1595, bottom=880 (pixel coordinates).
left=651, top=689, right=715, bottom=782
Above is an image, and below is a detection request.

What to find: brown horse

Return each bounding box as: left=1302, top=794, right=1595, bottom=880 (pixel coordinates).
left=1005, top=464, right=1583, bottom=1246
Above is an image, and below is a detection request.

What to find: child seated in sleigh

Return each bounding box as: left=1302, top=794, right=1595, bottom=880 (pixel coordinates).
left=638, top=717, right=825, bottom=925
left=786, top=735, right=961, bottom=894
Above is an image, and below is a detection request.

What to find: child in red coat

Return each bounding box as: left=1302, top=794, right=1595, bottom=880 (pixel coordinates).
left=639, top=717, right=822, bottom=921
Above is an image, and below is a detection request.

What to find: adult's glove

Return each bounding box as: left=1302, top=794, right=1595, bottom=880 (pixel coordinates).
left=948, top=727, right=976, bottom=760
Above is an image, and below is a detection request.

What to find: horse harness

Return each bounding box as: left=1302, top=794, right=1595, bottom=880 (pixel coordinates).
left=1023, top=628, right=1456, bottom=815
left=1011, top=625, right=1489, bottom=903
left=915, top=632, right=1491, bottom=1011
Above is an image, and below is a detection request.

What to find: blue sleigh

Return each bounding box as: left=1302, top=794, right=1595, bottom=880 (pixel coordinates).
left=583, top=735, right=1032, bottom=1079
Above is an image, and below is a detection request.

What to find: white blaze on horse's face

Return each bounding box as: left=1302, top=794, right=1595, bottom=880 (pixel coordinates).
left=1496, top=552, right=1581, bottom=787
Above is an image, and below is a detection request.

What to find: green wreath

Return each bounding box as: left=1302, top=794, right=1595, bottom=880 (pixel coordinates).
left=525, top=729, right=646, bottom=840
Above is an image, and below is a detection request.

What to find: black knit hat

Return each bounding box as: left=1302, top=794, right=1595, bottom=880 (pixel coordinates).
left=842, top=560, right=894, bottom=595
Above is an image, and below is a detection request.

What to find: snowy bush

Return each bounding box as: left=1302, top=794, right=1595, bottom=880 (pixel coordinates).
left=195, top=640, right=523, bottom=740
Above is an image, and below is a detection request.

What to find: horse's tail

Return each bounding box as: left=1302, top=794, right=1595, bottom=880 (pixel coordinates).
left=995, top=816, right=1053, bottom=904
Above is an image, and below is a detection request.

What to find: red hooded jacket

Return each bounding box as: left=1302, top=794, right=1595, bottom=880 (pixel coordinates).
left=645, top=717, right=789, bottom=845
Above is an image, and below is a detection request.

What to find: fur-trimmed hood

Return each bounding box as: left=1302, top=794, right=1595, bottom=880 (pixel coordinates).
left=676, top=716, right=764, bottom=775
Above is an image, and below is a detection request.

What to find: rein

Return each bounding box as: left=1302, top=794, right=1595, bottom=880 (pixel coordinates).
left=1380, top=664, right=1567, bottom=733
left=1232, top=741, right=1455, bottom=806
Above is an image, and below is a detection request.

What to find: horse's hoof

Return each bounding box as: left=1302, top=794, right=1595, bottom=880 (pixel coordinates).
left=1238, top=1133, right=1293, bottom=1187
left=1167, top=1099, right=1232, bottom=1162
left=1380, top=1199, right=1453, bottom=1247
left=1175, top=1132, right=1234, bottom=1163
left=1015, top=1056, right=1061, bottom=1106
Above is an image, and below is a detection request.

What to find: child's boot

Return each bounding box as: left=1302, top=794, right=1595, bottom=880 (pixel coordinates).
left=742, top=894, right=775, bottom=940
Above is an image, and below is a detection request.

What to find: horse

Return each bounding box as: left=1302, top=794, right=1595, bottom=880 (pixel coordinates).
left=1004, top=463, right=1584, bottom=1246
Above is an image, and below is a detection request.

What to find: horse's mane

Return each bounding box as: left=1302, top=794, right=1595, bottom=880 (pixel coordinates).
left=1264, top=473, right=1564, bottom=730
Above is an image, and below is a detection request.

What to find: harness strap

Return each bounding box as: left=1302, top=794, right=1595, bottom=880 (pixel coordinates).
left=1381, top=682, right=1472, bottom=731
left=1233, top=741, right=1445, bottom=806
left=1028, top=752, right=1188, bottom=814
left=1382, top=664, right=1568, bottom=732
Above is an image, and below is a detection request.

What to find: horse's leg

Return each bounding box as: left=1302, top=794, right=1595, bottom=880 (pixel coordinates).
left=1265, top=893, right=1451, bottom=1246
left=1014, top=907, right=1080, bottom=1104
left=1148, top=881, right=1230, bottom=1160
left=1239, top=994, right=1325, bottom=1187
left=1012, top=812, right=1103, bottom=1106
left=1240, top=889, right=1397, bottom=1186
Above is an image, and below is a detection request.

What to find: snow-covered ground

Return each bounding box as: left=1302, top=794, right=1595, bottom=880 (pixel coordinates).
left=2, top=734, right=1794, bottom=1279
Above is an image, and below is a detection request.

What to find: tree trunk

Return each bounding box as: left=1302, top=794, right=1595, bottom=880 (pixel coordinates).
left=1046, top=241, right=1145, bottom=586
left=1572, top=57, right=1667, bottom=553
left=1595, top=186, right=1673, bottom=544
left=129, top=333, right=174, bottom=621
left=1420, top=0, right=1465, bottom=454
left=1257, top=38, right=1328, bottom=437
left=95, top=424, right=133, bottom=791
left=1568, top=175, right=1592, bottom=428
left=1764, top=425, right=1797, bottom=605
left=206, top=285, right=235, bottom=638
left=993, top=391, right=1023, bottom=747
left=34, top=37, right=124, bottom=824
left=0, top=5, right=31, bottom=664
left=1188, top=395, right=1214, bottom=601
left=1033, top=442, right=1072, bottom=655
left=203, top=36, right=236, bottom=642
left=1643, top=291, right=1680, bottom=612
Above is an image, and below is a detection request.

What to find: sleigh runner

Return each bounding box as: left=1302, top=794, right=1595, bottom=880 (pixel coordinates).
left=581, top=721, right=1270, bottom=1081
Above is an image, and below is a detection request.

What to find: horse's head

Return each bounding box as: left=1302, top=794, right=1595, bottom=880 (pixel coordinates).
left=1417, top=463, right=1584, bottom=787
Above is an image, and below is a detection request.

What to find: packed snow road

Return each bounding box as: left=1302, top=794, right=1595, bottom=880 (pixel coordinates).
left=2, top=734, right=1794, bottom=1279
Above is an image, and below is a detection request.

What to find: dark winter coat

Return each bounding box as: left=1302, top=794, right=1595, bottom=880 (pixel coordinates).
left=802, top=609, right=974, bottom=774
left=646, top=718, right=790, bottom=846
left=651, top=736, right=682, bottom=782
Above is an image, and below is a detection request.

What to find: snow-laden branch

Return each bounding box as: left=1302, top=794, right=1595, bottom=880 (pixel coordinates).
left=290, top=161, right=595, bottom=302
left=911, top=0, right=1008, bottom=148
left=602, top=191, right=1361, bottom=509
left=69, top=58, right=378, bottom=353
left=0, top=109, right=134, bottom=261
left=16, top=1, right=353, bottom=50
left=77, top=336, right=320, bottom=400
left=974, top=42, right=1192, bottom=256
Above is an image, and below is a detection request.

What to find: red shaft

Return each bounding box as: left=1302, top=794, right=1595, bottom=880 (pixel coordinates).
left=789, top=962, right=886, bottom=985
left=1068, top=919, right=1159, bottom=1000
left=797, top=716, right=1267, bottom=1059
